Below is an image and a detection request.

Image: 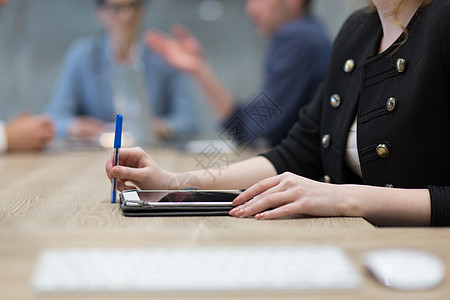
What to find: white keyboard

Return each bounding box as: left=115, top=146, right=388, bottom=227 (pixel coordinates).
left=31, top=246, right=361, bottom=293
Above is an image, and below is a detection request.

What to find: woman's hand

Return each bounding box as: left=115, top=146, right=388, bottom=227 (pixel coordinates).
left=105, top=147, right=175, bottom=191
left=229, top=172, right=346, bottom=220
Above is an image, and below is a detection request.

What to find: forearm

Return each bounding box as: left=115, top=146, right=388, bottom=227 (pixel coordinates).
left=172, top=156, right=277, bottom=190
left=192, top=62, right=236, bottom=122
left=339, top=185, right=431, bottom=227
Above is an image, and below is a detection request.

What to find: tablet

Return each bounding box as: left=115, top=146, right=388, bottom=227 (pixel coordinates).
left=119, top=190, right=240, bottom=217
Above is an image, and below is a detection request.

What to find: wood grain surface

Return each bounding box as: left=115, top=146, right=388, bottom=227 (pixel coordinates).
left=0, top=148, right=448, bottom=300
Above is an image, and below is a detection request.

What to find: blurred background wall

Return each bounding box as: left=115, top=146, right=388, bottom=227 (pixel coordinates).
left=0, top=0, right=364, bottom=137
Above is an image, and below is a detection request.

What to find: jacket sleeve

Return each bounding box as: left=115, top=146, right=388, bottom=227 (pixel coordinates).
left=164, top=72, right=198, bottom=137
left=428, top=2, right=450, bottom=227
left=45, top=41, right=85, bottom=139
left=441, top=0, right=450, bottom=80
left=428, top=186, right=450, bottom=226
left=260, top=84, right=325, bottom=181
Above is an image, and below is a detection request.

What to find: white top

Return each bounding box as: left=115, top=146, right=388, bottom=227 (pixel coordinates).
left=344, top=119, right=362, bottom=178
left=0, top=121, right=7, bottom=153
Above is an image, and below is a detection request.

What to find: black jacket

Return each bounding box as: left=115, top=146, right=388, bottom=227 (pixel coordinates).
left=262, top=0, right=450, bottom=226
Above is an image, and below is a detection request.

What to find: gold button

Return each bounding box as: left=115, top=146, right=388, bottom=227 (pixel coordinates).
left=344, top=59, right=355, bottom=73
left=376, top=144, right=390, bottom=158
left=396, top=58, right=407, bottom=73
left=386, top=97, right=397, bottom=111
left=322, top=134, right=331, bottom=149
left=330, top=94, right=341, bottom=108
left=324, top=175, right=332, bottom=183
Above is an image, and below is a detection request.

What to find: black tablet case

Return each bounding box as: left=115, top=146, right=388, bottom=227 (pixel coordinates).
left=119, top=191, right=235, bottom=217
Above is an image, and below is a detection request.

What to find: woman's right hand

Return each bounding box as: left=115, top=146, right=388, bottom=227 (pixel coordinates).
left=105, top=147, right=175, bottom=191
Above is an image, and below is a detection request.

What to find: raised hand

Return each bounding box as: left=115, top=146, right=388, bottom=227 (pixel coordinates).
left=145, top=25, right=205, bottom=74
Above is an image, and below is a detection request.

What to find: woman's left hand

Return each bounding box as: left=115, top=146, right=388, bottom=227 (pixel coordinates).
left=229, top=172, right=345, bottom=220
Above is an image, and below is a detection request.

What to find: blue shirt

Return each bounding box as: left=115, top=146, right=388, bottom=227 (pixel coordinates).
left=46, top=33, right=197, bottom=139
left=226, top=15, right=331, bottom=147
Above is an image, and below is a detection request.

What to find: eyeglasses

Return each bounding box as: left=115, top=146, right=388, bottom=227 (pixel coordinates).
left=102, top=0, right=143, bottom=14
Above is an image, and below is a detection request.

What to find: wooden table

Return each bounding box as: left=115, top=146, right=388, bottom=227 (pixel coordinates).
left=0, top=148, right=449, bottom=299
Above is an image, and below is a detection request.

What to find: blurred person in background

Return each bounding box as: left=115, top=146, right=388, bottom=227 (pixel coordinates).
left=0, top=0, right=55, bottom=152
left=46, top=0, right=197, bottom=146
left=147, top=0, right=331, bottom=147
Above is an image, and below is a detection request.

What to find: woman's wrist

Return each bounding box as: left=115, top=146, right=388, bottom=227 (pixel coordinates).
left=333, top=184, right=431, bottom=226
left=333, top=184, right=363, bottom=218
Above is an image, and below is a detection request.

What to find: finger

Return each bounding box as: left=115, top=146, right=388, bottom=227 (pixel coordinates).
left=124, top=183, right=138, bottom=190
left=107, top=147, right=148, bottom=179
left=171, top=24, right=191, bottom=41
left=145, top=31, right=162, bottom=49
left=232, top=190, right=292, bottom=218
left=39, top=134, right=53, bottom=146
left=147, top=39, right=168, bottom=57
left=255, top=202, right=301, bottom=220
left=43, top=132, right=55, bottom=142
left=105, top=149, right=116, bottom=180
left=39, top=125, right=55, bottom=140
left=112, top=165, right=149, bottom=183
left=35, top=128, right=52, bottom=141
left=32, top=133, right=51, bottom=148
left=116, top=147, right=145, bottom=167
left=231, top=184, right=281, bottom=216
left=39, top=125, right=55, bottom=136
left=116, top=180, right=136, bottom=191
left=146, top=30, right=172, bottom=49
left=171, top=24, right=186, bottom=35
left=35, top=114, right=53, bottom=124
left=232, top=175, right=281, bottom=206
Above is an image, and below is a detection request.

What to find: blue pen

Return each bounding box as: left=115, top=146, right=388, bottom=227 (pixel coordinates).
left=111, top=113, right=123, bottom=203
